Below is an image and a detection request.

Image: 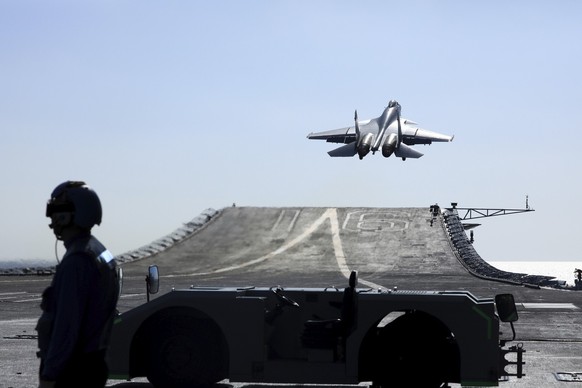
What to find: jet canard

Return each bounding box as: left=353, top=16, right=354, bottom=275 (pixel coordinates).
left=307, top=100, right=453, bottom=160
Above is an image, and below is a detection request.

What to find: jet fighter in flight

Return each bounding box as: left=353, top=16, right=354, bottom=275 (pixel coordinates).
left=307, top=100, right=453, bottom=160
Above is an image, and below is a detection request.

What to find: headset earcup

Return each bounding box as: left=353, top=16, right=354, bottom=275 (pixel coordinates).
left=55, top=212, right=73, bottom=227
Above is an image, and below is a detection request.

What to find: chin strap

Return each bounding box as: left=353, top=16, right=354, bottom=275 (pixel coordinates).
left=54, top=238, right=61, bottom=264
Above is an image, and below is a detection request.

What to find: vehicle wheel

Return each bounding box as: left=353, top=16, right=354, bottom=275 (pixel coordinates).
left=146, top=310, right=227, bottom=388
left=371, top=311, right=459, bottom=388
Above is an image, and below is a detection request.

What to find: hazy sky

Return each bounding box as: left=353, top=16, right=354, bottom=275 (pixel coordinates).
left=2, top=1, right=581, bottom=266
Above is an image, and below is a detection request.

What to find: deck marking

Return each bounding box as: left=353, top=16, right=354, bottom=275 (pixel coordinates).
left=271, top=210, right=286, bottom=231
left=287, top=210, right=300, bottom=232
left=328, top=209, right=383, bottom=289
left=181, top=209, right=334, bottom=276
left=177, top=208, right=383, bottom=289
left=0, top=318, right=38, bottom=324
left=343, top=211, right=409, bottom=232
left=0, top=292, right=42, bottom=303
left=520, top=303, right=579, bottom=309
left=0, top=292, right=27, bottom=297
left=13, top=297, right=42, bottom=303
left=271, top=209, right=300, bottom=232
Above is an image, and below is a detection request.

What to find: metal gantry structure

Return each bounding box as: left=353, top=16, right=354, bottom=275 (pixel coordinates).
left=447, top=196, right=534, bottom=221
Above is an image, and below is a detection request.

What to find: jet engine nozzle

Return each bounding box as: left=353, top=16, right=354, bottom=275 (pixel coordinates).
left=382, top=133, right=398, bottom=158
left=358, top=133, right=374, bottom=159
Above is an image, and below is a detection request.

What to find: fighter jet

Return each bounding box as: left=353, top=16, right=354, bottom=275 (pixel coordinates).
left=306, top=100, right=453, bottom=160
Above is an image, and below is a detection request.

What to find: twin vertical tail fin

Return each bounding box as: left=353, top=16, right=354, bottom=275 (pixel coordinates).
left=354, top=110, right=361, bottom=144
left=328, top=110, right=361, bottom=157
left=396, top=111, right=402, bottom=149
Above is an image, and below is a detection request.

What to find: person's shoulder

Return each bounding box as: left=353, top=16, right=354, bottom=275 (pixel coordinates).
left=59, top=250, right=94, bottom=272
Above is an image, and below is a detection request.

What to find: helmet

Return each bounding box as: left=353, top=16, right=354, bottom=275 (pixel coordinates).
left=46, top=181, right=102, bottom=230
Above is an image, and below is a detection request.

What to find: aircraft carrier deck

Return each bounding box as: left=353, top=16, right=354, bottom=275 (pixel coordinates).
left=1, top=206, right=581, bottom=387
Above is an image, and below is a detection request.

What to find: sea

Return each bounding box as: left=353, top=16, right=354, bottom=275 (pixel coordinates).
left=488, top=261, right=581, bottom=286
left=0, top=258, right=579, bottom=286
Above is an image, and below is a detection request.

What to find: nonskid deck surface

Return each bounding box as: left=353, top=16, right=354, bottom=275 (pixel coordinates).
left=1, top=207, right=581, bottom=387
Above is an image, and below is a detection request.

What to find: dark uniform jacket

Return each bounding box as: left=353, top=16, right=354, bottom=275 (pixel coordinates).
left=36, top=234, right=119, bottom=381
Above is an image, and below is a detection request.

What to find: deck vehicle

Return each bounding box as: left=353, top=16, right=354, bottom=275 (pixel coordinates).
left=107, top=267, right=524, bottom=387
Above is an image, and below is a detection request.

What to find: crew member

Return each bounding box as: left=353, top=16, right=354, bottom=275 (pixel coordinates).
left=37, top=181, right=119, bottom=388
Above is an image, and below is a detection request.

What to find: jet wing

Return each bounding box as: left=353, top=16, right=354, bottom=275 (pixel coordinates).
left=307, top=120, right=379, bottom=144
left=307, top=127, right=356, bottom=144
left=400, top=120, right=454, bottom=145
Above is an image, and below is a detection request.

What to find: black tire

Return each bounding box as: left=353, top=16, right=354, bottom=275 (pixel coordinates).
left=146, top=309, right=228, bottom=388
left=371, top=311, right=459, bottom=388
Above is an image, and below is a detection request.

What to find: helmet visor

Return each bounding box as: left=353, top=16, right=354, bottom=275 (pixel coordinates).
left=46, top=200, right=74, bottom=217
